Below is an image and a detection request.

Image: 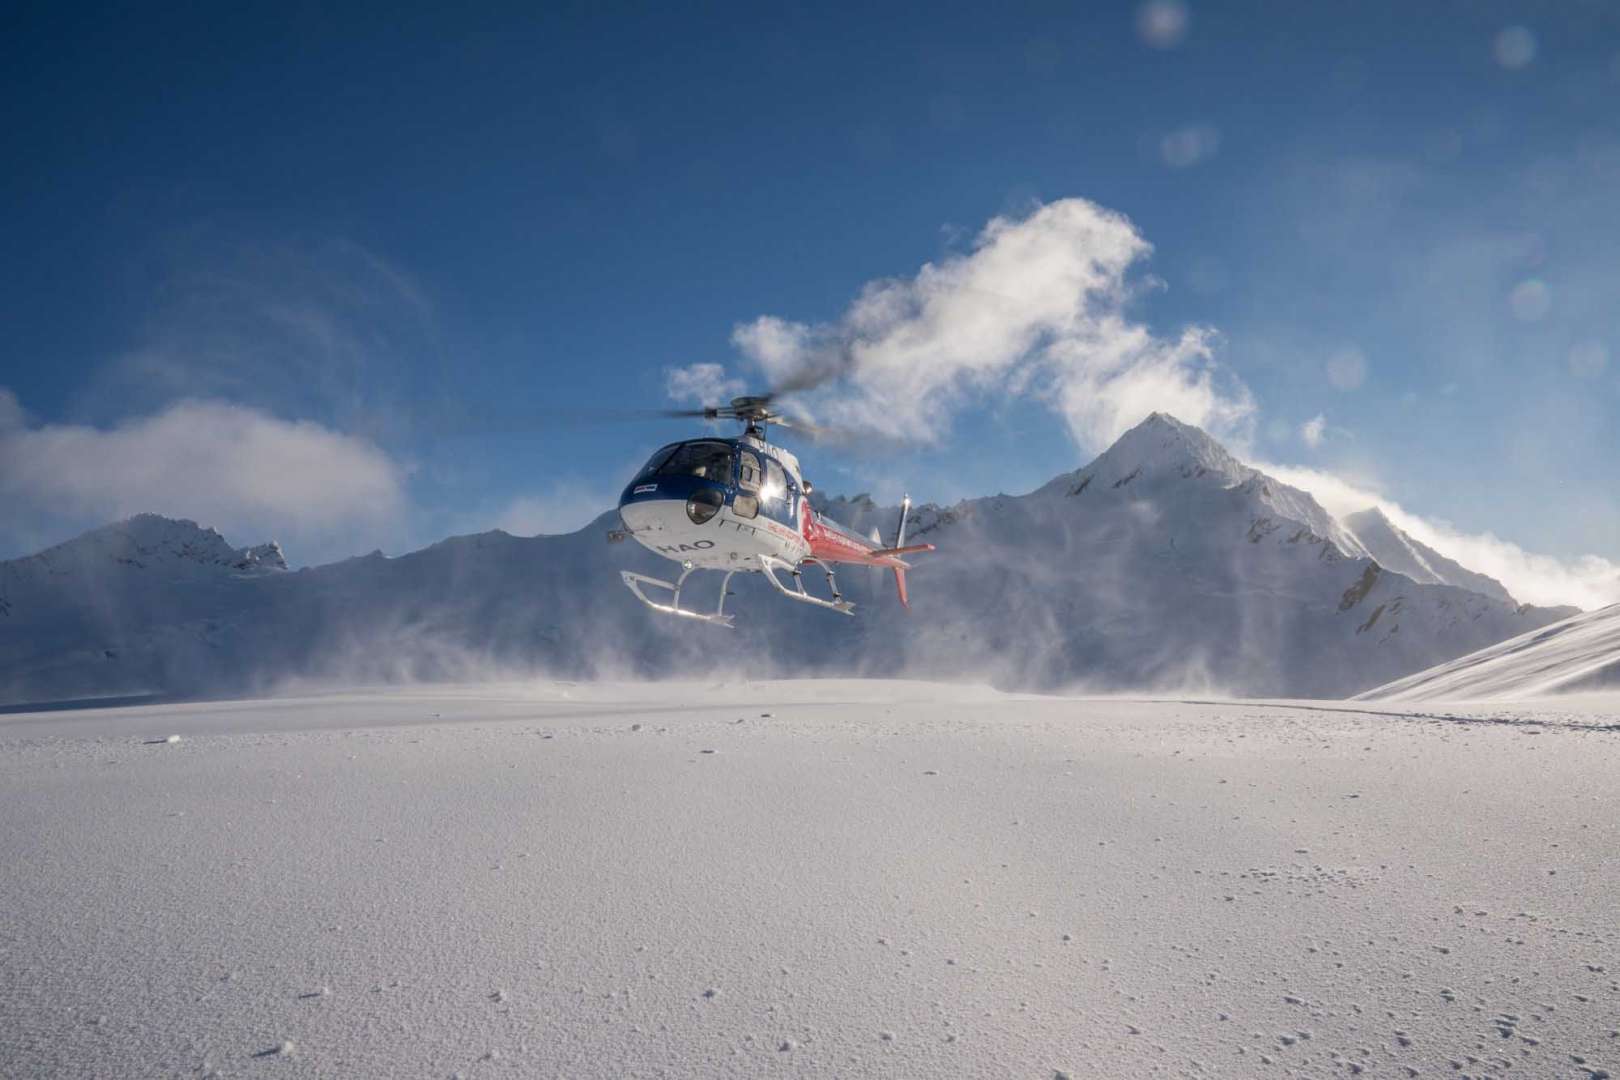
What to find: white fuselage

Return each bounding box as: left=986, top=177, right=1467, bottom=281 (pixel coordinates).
left=618, top=498, right=809, bottom=571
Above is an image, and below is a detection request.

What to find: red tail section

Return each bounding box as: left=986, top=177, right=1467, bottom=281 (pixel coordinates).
left=893, top=566, right=909, bottom=608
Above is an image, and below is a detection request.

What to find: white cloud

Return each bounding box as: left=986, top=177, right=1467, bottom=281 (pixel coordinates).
left=725, top=198, right=1254, bottom=451
left=665, top=362, right=744, bottom=406
left=0, top=391, right=405, bottom=562
left=1300, top=414, right=1327, bottom=448
left=1257, top=459, right=1620, bottom=610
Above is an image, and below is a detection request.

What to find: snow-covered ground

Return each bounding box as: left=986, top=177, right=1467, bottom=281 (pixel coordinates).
left=3, top=680, right=1618, bottom=1079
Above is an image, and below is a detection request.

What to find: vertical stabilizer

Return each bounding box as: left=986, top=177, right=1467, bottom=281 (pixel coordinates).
left=893, top=495, right=911, bottom=607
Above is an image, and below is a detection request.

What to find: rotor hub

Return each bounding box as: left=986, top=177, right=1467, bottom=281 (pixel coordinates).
left=727, top=396, right=775, bottom=423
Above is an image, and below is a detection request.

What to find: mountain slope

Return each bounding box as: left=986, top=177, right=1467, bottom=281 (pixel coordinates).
left=1343, top=507, right=1515, bottom=605
left=1356, top=602, right=1620, bottom=701
left=0, top=414, right=1576, bottom=703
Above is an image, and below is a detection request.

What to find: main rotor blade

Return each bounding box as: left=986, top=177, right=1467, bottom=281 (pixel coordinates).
left=768, top=414, right=866, bottom=444
left=423, top=407, right=720, bottom=438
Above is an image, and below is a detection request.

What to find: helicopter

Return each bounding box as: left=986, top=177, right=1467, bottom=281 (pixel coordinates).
left=610, top=392, right=934, bottom=627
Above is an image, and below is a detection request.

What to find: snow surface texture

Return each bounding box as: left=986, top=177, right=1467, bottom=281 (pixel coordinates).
left=0, top=414, right=1577, bottom=704
left=3, top=680, right=1619, bottom=1078
left=1361, top=603, right=1620, bottom=702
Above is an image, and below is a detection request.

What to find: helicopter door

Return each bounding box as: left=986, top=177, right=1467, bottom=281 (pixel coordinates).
left=733, top=449, right=762, bottom=519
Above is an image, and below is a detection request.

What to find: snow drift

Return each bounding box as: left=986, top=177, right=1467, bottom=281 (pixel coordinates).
left=1357, top=601, right=1620, bottom=702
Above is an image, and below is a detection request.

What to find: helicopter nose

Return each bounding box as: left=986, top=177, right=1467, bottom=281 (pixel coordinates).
left=618, top=494, right=690, bottom=538
left=619, top=486, right=724, bottom=532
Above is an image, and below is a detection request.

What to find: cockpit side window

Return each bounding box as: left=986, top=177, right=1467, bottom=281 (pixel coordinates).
left=733, top=449, right=762, bottom=519
left=655, top=441, right=735, bottom=483
left=737, top=450, right=762, bottom=493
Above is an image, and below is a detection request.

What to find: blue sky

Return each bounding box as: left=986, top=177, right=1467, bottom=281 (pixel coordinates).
left=2, top=2, right=1618, bottom=603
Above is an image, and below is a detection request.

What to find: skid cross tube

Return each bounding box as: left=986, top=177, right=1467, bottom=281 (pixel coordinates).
left=757, top=555, right=855, bottom=615
left=620, top=566, right=739, bottom=628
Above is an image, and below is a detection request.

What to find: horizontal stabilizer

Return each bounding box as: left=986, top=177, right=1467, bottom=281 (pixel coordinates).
left=870, top=542, right=935, bottom=559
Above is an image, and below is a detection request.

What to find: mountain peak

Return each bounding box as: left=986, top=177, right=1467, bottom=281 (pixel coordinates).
left=1027, top=413, right=1371, bottom=560
left=23, top=514, right=287, bottom=577
left=1082, top=411, right=1252, bottom=488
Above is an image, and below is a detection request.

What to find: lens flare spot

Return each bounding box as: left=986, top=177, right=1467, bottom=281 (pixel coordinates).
left=1159, top=125, right=1220, bottom=168
left=1325, top=348, right=1368, bottom=392
left=1137, top=0, right=1189, bottom=48
left=1509, top=279, right=1550, bottom=322
left=1494, top=26, right=1537, bottom=70
left=1568, top=340, right=1610, bottom=379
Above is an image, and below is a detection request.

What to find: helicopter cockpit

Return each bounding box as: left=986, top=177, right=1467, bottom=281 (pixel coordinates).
left=623, top=437, right=804, bottom=528
left=638, top=440, right=734, bottom=483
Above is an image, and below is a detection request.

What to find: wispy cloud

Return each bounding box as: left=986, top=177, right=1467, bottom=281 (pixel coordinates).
left=0, top=391, right=406, bottom=564
left=79, top=232, right=440, bottom=438
left=682, top=198, right=1255, bottom=452
left=1300, top=414, right=1327, bottom=448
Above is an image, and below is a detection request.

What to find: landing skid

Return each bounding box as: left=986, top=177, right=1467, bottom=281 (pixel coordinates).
left=758, top=555, right=855, bottom=616
left=620, top=566, right=739, bottom=628
left=620, top=555, right=855, bottom=626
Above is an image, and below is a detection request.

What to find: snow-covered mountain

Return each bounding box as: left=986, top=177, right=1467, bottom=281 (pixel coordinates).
left=824, top=414, right=1574, bottom=697
left=1342, top=507, right=1516, bottom=605
left=0, top=414, right=1578, bottom=704
left=1357, top=602, right=1620, bottom=701
left=0, top=515, right=289, bottom=700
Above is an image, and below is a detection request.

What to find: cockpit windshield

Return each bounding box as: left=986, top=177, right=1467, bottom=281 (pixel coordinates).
left=652, top=440, right=734, bottom=483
